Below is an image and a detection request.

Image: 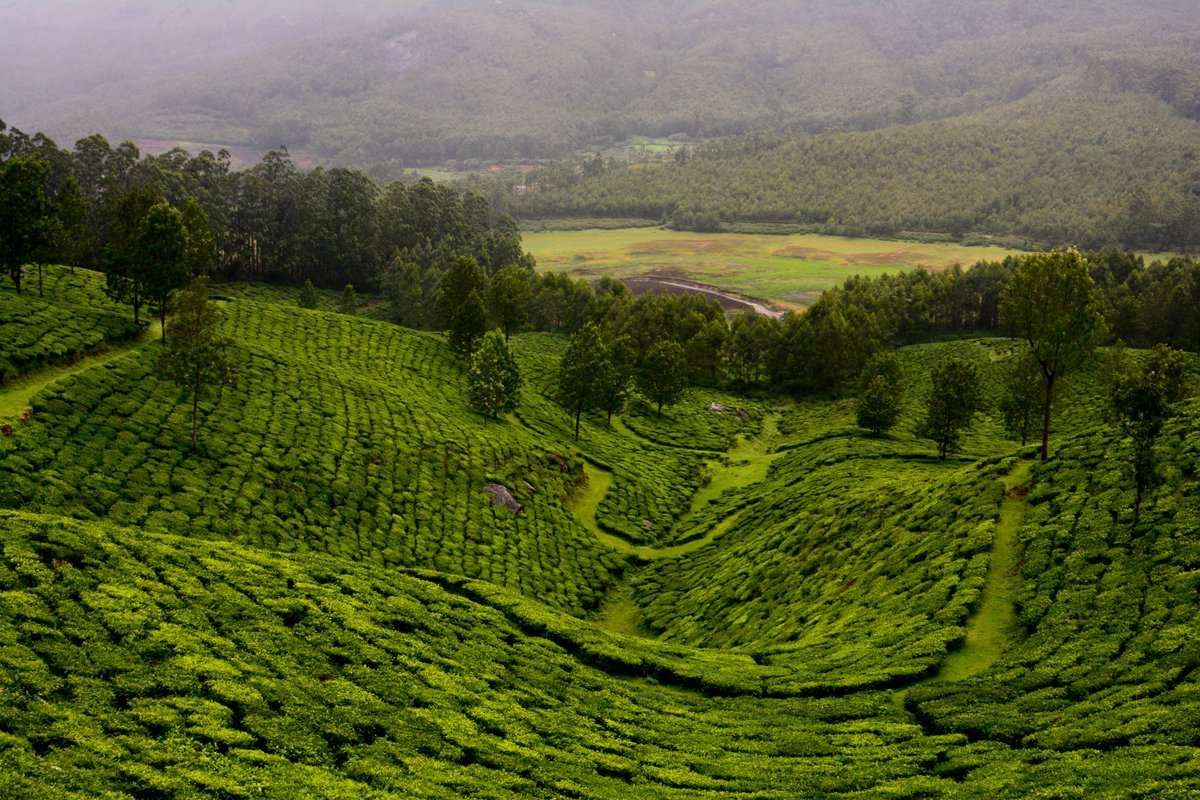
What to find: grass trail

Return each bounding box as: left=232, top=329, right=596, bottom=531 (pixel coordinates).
left=934, top=459, right=1033, bottom=681
left=569, top=412, right=782, bottom=559
left=0, top=320, right=161, bottom=421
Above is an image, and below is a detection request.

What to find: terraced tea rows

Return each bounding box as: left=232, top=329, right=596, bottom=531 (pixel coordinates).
left=0, top=303, right=639, bottom=615
left=5, top=284, right=1200, bottom=796
left=0, top=265, right=143, bottom=384
left=909, top=409, right=1200, bottom=752
left=0, top=511, right=976, bottom=799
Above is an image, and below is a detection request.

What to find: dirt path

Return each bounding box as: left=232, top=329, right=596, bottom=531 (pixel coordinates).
left=0, top=321, right=161, bottom=422
left=624, top=276, right=784, bottom=318
left=934, top=460, right=1032, bottom=681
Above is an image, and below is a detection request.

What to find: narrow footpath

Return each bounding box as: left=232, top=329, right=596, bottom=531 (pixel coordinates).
left=934, top=460, right=1033, bottom=681
left=0, top=321, right=161, bottom=421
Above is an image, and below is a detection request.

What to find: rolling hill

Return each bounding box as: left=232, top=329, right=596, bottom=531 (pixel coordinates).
left=2, top=268, right=1200, bottom=796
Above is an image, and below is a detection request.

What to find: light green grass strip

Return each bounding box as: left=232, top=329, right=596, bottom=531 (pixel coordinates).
left=570, top=412, right=782, bottom=560
left=935, top=460, right=1033, bottom=681
left=0, top=321, right=161, bottom=422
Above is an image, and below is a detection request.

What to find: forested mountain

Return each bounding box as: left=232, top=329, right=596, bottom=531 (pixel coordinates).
left=11, top=0, right=1200, bottom=170
left=499, top=87, right=1200, bottom=249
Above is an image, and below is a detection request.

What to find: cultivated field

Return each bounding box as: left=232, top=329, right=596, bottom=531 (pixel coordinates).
left=525, top=228, right=1025, bottom=311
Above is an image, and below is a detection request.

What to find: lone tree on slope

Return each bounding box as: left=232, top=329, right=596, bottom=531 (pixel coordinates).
left=468, top=329, right=522, bottom=419
left=916, top=356, right=983, bottom=459
left=156, top=277, right=236, bottom=452
left=1000, top=248, right=1106, bottom=461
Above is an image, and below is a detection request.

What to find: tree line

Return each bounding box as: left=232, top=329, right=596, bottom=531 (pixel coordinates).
left=0, top=119, right=527, bottom=304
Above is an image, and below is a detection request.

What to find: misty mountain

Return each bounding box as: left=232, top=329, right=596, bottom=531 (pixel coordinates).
left=6, top=0, right=1199, bottom=173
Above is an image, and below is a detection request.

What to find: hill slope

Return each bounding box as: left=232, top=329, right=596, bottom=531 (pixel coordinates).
left=3, top=286, right=1200, bottom=795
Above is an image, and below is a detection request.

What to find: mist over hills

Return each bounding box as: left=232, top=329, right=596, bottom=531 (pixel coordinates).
left=8, top=0, right=1200, bottom=172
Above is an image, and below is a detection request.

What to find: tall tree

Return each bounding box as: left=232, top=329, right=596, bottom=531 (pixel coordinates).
left=449, top=289, right=488, bottom=358
left=557, top=322, right=608, bottom=439
left=916, top=356, right=983, bottom=459
left=855, top=351, right=904, bottom=436
left=180, top=196, right=217, bottom=277
left=50, top=175, right=87, bottom=277
left=0, top=155, right=52, bottom=294
left=156, top=277, right=236, bottom=452
left=1000, top=249, right=1107, bottom=461
left=597, top=333, right=635, bottom=423
left=140, top=201, right=189, bottom=338
left=102, top=184, right=161, bottom=324
left=486, top=264, right=532, bottom=341
left=1110, top=344, right=1188, bottom=525
left=468, top=330, right=522, bottom=419
left=637, top=339, right=687, bottom=416
left=436, top=255, right=486, bottom=330
left=998, top=348, right=1044, bottom=446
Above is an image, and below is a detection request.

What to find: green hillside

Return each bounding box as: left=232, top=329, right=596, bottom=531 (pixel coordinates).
left=505, top=89, right=1200, bottom=249
left=3, top=284, right=1200, bottom=796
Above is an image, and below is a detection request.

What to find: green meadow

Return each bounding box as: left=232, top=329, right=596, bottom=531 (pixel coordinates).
left=525, top=228, right=1026, bottom=310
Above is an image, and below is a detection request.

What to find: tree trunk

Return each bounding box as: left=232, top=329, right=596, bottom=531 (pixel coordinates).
left=160, top=295, right=167, bottom=343
left=1133, top=482, right=1143, bottom=527
left=37, top=263, right=43, bottom=298
left=191, top=391, right=199, bottom=452
left=1040, top=373, right=1055, bottom=462
left=574, top=408, right=581, bottom=440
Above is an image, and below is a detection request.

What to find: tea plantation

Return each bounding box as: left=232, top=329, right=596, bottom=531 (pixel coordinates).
left=3, top=287, right=1200, bottom=797
left=0, top=266, right=145, bottom=385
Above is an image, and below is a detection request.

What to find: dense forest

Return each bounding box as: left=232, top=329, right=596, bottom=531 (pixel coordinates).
left=494, top=88, right=1200, bottom=249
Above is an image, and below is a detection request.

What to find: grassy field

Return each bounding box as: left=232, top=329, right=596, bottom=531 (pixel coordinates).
left=525, top=228, right=1026, bottom=310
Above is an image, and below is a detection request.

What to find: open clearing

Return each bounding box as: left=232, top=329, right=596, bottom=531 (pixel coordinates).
left=525, top=228, right=1025, bottom=310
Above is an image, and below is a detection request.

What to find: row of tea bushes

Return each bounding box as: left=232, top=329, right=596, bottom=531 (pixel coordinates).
left=6, top=510, right=1200, bottom=798
left=0, top=265, right=143, bottom=384
left=0, top=304, right=632, bottom=616
left=633, top=408, right=1011, bottom=689
left=0, top=510, right=973, bottom=799
left=909, top=407, right=1200, bottom=751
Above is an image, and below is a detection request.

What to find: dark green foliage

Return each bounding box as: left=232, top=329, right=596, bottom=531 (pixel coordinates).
left=338, top=283, right=358, bottom=315
left=468, top=330, right=521, bottom=419
left=297, top=278, right=318, bottom=309
left=448, top=288, right=488, bottom=358
left=155, top=277, right=236, bottom=451
left=486, top=264, right=532, bottom=341
left=916, top=356, right=983, bottom=459
left=597, top=333, right=634, bottom=423
left=1109, top=344, right=1189, bottom=524
left=1001, top=249, right=1107, bottom=460
left=101, top=183, right=162, bottom=324
left=140, top=201, right=189, bottom=335
left=637, top=340, right=686, bottom=416
left=0, top=154, right=52, bottom=294
left=998, top=348, right=1043, bottom=446
left=856, top=351, right=904, bottom=435
left=180, top=196, right=216, bottom=277
left=556, top=322, right=608, bottom=439
left=725, top=311, right=778, bottom=386
left=437, top=255, right=485, bottom=328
